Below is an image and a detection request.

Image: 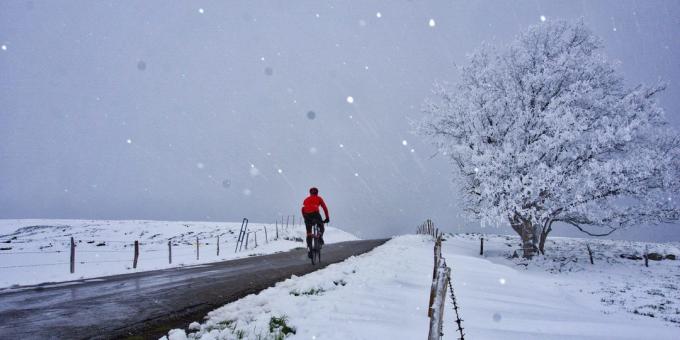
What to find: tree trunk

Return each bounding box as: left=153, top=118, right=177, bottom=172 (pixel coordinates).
left=538, top=219, right=553, bottom=255
left=509, top=214, right=537, bottom=259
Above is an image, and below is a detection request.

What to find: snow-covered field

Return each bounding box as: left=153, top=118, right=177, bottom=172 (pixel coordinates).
left=0, top=219, right=358, bottom=289
left=164, top=234, right=679, bottom=340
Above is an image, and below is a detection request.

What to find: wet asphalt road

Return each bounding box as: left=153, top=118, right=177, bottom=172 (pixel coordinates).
left=0, top=239, right=389, bottom=339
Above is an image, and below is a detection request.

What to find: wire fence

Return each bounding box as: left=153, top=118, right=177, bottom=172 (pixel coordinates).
left=417, top=220, right=465, bottom=340
left=0, top=215, right=305, bottom=273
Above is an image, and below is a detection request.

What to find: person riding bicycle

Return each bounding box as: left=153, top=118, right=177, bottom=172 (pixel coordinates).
left=301, top=187, right=329, bottom=258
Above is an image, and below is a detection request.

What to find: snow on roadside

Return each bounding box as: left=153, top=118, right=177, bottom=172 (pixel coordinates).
left=0, top=219, right=357, bottom=289
left=163, top=235, right=433, bottom=340
left=165, top=235, right=678, bottom=340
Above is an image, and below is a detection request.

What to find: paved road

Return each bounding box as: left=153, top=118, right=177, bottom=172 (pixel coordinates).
left=0, top=239, right=389, bottom=339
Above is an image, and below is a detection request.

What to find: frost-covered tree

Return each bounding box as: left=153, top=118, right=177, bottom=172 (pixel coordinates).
left=420, top=20, right=680, bottom=257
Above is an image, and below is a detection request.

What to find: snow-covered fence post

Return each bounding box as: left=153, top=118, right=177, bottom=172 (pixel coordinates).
left=428, top=260, right=450, bottom=340
left=292, top=215, right=295, bottom=229
left=245, top=232, right=250, bottom=250
left=480, top=237, right=484, bottom=256
left=644, top=245, right=649, bottom=267
left=196, top=237, right=199, bottom=260
left=275, top=221, right=279, bottom=240
left=217, top=236, right=220, bottom=256
left=70, top=237, right=75, bottom=274
left=586, top=244, right=594, bottom=265
left=133, top=240, right=139, bottom=269
left=428, top=236, right=443, bottom=317
left=254, top=231, right=258, bottom=248
left=168, top=241, right=172, bottom=264
left=264, top=226, right=268, bottom=244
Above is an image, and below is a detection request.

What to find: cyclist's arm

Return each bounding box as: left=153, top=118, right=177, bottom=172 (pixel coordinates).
left=320, top=198, right=329, bottom=221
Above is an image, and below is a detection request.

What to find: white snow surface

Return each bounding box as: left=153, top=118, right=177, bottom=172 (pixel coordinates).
left=165, top=234, right=679, bottom=340
left=0, top=219, right=357, bottom=289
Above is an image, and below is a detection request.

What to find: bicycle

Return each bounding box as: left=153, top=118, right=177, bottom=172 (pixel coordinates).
left=309, top=223, right=323, bottom=265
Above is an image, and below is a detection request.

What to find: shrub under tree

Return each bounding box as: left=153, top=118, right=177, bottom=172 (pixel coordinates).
left=420, top=20, right=680, bottom=258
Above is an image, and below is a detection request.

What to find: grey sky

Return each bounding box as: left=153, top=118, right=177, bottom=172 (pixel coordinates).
left=1, top=1, right=679, bottom=240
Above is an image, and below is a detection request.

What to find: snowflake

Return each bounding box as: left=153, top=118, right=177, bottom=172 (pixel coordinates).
left=428, top=19, right=436, bottom=27
left=540, top=15, right=546, bottom=22
left=402, top=140, right=408, bottom=146
left=376, top=12, right=382, bottom=18
left=126, top=139, right=132, bottom=144
left=346, top=96, right=354, bottom=104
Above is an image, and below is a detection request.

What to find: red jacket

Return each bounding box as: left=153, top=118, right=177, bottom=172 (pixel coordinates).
left=301, top=194, right=329, bottom=219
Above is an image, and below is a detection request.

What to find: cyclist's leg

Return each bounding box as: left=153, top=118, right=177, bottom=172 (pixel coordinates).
left=303, top=213, right=313, bottom=250
left=317, top=217, right=325, bottom=245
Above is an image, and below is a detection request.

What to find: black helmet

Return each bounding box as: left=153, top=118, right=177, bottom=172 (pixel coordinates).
left=309, top=187, right=319, bottom=195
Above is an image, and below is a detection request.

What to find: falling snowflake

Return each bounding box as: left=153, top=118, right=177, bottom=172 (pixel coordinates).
left=126, top=139, right=132, bottom=144
left=376, top=12, right=382, bottom=18
left=540, top=15, right=546, bottom=22
left=339, top=143, right=344, bottom=148
left=354, top=172, right=359, bottom=177
left=249, top=165, right=260, bottom=176
left=346, top=96, right=354, bottom=104
left=428, top=19, right=436, bottom=27
left=499, top=278, right=506, bottom=285
left=315, top=13, right=320, bottom=18
left=364, top=65, right=369, bottom=70
left=196, top=163, right=205, bottom=169
left=277, top=169, right=283, bottom=174
left=198, top=8, right=204, bottom=14
left=402, top=140, right=408, bottom=146
left=410, top=148, right=415, bottom=153
left=1, top=44, right=7, bottom=51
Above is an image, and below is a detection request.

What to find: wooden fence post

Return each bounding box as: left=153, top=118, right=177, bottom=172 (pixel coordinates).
left=428, top=262, right=450, bottom=340
left=245, top=232, right=250, bottom=250
left=276, top=222, right=279, bottom=240
left=254, top=231, right=258, bottom=248
left=644, top=245, right=649, bottom=267
left=70, top=237, right=75, bottom=274
left=133, top=240, right=139, bottom=269
left=168, top=240, right=172, bottom=264
left=264, top=226, right=268, bottom=243
left=428, top=236, right=442, bottom=317
left=292, top=215, right=295, bottom=229
left=217, top=236, right=220, bottom=256
left=586, top=244, right=594, bottom=265
left=196, top=236, right=200, bottom=260
left=480, top=237, right=484, bottom=256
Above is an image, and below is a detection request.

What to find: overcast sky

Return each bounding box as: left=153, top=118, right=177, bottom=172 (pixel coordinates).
left=1, top=1, right=679, bottom=240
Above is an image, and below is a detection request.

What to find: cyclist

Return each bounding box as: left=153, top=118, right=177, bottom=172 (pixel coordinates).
left=301, top=187, right=329, bottom=258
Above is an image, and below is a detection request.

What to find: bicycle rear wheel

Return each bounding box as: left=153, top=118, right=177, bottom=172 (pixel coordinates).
left=310, top=238, right=318, bottom=265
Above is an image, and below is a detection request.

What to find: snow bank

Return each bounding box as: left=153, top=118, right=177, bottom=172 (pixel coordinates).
left=0, top=219, right=358, bottom=289
left=166, top=234, right=678, bottom=340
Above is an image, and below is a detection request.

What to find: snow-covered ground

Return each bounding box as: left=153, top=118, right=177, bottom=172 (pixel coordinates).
left=0, top=219, right=357, bottom=289
left=164, top=234, right=679, bottom=340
